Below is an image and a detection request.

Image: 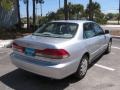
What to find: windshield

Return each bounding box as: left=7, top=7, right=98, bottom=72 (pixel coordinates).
left=33, top=22, right=78, bottom=38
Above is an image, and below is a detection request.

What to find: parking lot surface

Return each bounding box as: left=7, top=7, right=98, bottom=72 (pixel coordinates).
left=0, top=38, right=120, bottom=90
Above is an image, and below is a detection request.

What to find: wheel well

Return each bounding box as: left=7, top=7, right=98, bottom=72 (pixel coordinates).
left=83, top=52, right=90, bottom=60
left=110, top=38, right=112, bottom=42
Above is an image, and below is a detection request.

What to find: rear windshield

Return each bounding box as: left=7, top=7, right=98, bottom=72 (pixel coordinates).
left=33, top=22, right=78, bottom=38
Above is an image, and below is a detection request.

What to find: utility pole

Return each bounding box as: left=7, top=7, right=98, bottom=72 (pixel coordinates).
left=59, top=0, right=60, bottom=9
left=89, top=0, right=93, bottom=20
left=118, top=0, right=120, bottom=24
left=40, top=4, right=42, bottom=16
left=64, top=0, right=68, bottom=20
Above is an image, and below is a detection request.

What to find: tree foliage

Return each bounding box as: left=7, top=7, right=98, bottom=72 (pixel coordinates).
left=68, top=2, right=84, bottom=19
left=106, top=13, right=119, bottom=20
left=45, top=3, right=84, bottom=21
left=0, top=0, right=14, bottom=11
left=85, top=1, right=107, bottom=24
left=35, top=2, right=107, bottom=25
left=36, top=0, right=44, bottom=4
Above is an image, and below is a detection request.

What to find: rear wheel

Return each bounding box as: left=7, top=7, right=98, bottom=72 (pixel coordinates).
left=105, top=41, right=112, bottom=54
left=75, top=55, right=88, bottom=79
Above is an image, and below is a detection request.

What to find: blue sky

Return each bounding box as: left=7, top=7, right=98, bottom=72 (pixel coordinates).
left=20, top=0, right=119, bottom=17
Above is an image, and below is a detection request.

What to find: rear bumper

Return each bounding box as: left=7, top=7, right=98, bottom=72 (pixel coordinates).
left=10, top=53, right=79, bottom=79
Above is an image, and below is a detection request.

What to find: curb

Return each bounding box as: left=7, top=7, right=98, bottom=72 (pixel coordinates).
left=112, top=36, right=120, bottom=39
left=0, top=40, right=13, bottom=48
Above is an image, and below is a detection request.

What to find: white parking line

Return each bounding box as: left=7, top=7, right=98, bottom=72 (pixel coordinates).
left=95, top=64, right=115, bottom=71
left=0, top=51, right=10, bottom=54
left=112, top=46, right=120, bottom=50
left=110, top=52, right=115, bottom=55
left=0, top=52, right=7, bottom=54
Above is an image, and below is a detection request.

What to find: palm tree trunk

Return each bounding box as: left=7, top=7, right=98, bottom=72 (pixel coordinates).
left=26, top=0, right=29, bottom=30
left=40, top=4, right=42, bottom=17
left=64, top=0, right=68, bottom=20
left=33, top=0, right=36, bottom=31
left=16, top=0, right=21, bottom=29
left=89, top=0, right=93, bottom=20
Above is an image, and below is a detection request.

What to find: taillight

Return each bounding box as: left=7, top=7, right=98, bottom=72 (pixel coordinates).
left=36, top=49, right=69, bottom=59
left=12, top=42, right=25, bottom=53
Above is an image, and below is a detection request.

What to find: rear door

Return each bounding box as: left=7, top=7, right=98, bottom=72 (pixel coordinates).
left=83, top=22, right=100, bottom=60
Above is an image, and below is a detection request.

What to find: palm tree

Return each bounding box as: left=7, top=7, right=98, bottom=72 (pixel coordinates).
left=89, top=0, right=93, bottom=20
left=67, top=2, right=84, bottom=19
left=39, top=0, right=44, bottom=17
left=36, top=0, right=44, bottom=17
left=64, top=0, right=68, bottom=20
left=16, top=0, right=21, bottom=29
left=36, top=0, right=44, bottom=26
left=32, top=0, right=36, bottom=31
left=23, top=0, right=29, bottom=30
left=86, top=1, right=101, bottom=20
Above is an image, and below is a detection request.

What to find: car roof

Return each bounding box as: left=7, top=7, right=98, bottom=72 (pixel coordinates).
left=51, top=20, right=93, bottom=24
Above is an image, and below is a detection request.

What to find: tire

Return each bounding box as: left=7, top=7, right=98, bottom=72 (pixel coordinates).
left=75, top=55, right=89, bottom=79
left=105, top=41, right=112, bottom=54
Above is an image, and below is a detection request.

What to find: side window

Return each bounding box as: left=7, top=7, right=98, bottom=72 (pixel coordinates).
left=83, top=23, right=96, bottom=39
left=94, top=23, right=104, bottom=35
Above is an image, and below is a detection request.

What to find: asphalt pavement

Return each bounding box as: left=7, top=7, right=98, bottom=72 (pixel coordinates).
left=0, top=38, right=120, bottom=90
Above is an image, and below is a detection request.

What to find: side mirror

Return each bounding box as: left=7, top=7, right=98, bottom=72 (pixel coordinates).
left=105, top=30, right=109, bottom=34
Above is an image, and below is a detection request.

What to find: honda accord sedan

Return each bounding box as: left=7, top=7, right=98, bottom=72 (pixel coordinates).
left=10, top=20, right=112, bottom=79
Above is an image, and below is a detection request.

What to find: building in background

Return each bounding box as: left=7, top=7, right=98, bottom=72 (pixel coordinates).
left=0, top=1, right=18, bottom=29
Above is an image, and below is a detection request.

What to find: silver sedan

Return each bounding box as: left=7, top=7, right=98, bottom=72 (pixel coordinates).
left=10, top=20, right=112, bottom=79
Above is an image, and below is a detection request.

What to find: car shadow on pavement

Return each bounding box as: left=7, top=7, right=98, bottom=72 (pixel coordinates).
left=0, top=69, right=80, bottom=90
left=0, top=54, right=105, bottom=90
